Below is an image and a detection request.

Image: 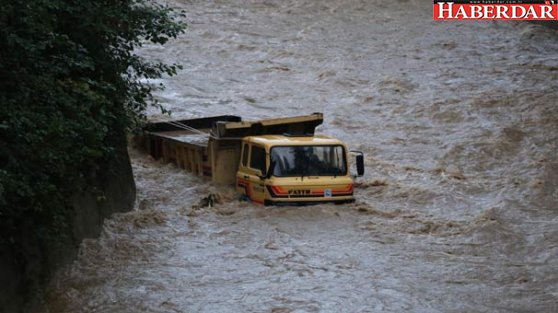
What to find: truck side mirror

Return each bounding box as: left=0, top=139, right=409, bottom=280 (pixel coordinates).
left=350, top=150, right=365, bottom=177
left=260, top=160, right=275, bottom=180
left=356, top=154, right=364, bottom=176
left=265, top=160, right=276, bottom=179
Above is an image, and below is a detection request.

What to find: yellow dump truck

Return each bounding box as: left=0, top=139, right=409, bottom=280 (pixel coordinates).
left=139, top=113, right=364, bottom=205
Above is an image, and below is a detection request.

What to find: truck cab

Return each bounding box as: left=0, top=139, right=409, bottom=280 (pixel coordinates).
left=236, top=135, right=360, bottom=205
left=140, top=113, right=364, bottom=205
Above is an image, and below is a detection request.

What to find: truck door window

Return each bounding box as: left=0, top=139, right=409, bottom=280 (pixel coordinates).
left=242, top=143, right=249, bottom=167
left=250, top=145, right=266, bottom=173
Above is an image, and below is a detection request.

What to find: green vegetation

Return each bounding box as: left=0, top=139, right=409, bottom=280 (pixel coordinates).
left=0, top=0, right=185, bottom=246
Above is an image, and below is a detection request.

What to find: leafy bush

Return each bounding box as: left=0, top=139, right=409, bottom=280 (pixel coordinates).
left=0, top=0, right=185, bottom=244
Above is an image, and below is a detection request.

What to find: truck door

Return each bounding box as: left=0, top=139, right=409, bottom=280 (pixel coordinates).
left=236, top=142, right=250, bottom=197
left=243, top=144, right=267, bottom=204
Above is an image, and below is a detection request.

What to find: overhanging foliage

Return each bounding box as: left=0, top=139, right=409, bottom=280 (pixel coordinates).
left=0, top=0, right=186, bottom=243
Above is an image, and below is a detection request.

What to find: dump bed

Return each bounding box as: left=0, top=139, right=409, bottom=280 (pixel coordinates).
left=139, top=113, right=324, bottom=184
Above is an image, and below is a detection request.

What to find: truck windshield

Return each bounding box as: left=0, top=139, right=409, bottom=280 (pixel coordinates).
left=270, top=145, right=347, bottom=177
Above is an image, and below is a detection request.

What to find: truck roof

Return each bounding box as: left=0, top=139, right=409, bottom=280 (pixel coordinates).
left=244, top=135, right=345, bottom=147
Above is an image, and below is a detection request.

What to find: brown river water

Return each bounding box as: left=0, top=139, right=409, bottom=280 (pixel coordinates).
left=40, top=0, right=557, bottom=312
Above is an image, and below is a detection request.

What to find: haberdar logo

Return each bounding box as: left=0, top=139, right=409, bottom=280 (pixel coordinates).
left=434, top=1, right=558, bottom=20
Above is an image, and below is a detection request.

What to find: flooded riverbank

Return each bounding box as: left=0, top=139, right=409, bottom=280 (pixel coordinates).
left=41, top=0, right=557, bottom=312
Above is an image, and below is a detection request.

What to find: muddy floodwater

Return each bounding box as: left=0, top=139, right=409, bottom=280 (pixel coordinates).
left=41, top=0, right=557, bottom=312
